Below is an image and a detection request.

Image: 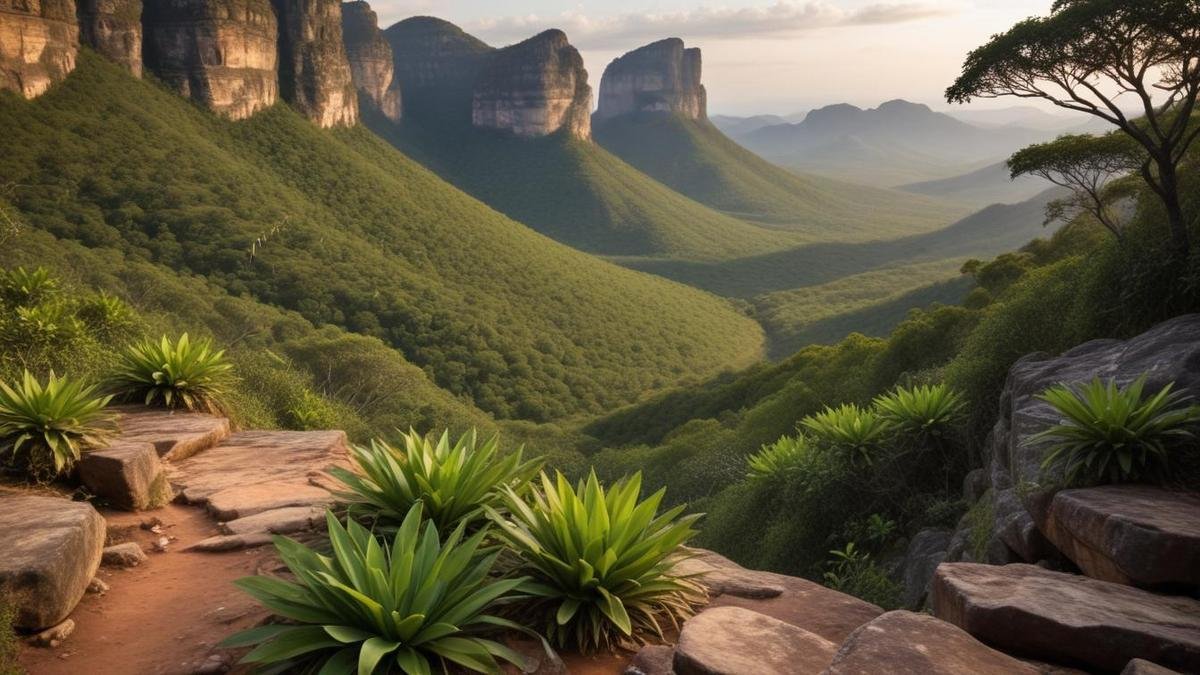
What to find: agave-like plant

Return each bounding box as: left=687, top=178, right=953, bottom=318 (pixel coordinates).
left=223, top=506, right=530, bottom=675
left=0, top=266, right=59, bottom=307
left=800, top=403, right=892, bottom=467
left=873, top=383, right=966, bottom=440
left=1030, top=375, right=1200, bottom=485
left=332, top=429, right=542, bottom=533
left=486, top=471, right=705, bottom=654
left=108, top=333, right=233, bottom=414
left=0, top=370, right=116, bottom=480
left=747, top=434, right=810, bottom=480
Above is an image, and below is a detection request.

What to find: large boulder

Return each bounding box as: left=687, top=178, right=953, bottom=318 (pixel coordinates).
left=471, top=29, right=591, bottom=139
left=340, top=0, right=400, bottom=121
left=76, top=0, right=141, bottom=76
left=932, top=563, right=1200, bottom=673
left=897, top=528, right=951, bottom=608
left=0, top=0, right=79, bottom=98
left=112, top=406, right=230, bottom=461
left=674, top=605, right=836, bottom=675
left=0, top=495, right=105, bottom=630
left=78, top=441, right=171, bottom=510
left=822, top=610, right=1041, bottom=675
left=271, top=0, right=357, bottom=127
left=595, top=38, right=706, bottom=122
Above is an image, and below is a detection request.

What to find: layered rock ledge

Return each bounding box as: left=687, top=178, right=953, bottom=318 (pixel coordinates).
left=0, top=0, right=79, bottom=98
left=471, top=29, right=591, bottom=139
left=340, top=0, right=399, bottom=121
left=76, top=0, right=141, bottom=76
left=596, top=38, right=706, bottom=122
left=272, top=0, right=357, bottom=127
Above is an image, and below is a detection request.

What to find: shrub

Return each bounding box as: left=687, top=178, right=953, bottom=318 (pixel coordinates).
left=1031, top=376, right=1200, bottom=485
left=821, top=542, right=902, bottom=610
left=222, top=506, right=529, bottom=674
left=801, top=404, right=892, bottom=467
left=873, top=384, right=965, bottom=441
left=747, top=434, right=809, bottom=480
left=332, top=429, right=541, bottom=533
left=0, top=593, right=18, bottom=675
left=487, top=471, right=705, bottom=653
left=0, top=370, right=116, bottom=481
left=0, top=266, right=58, bottom=307
left=109, top=333, right=233, bottom=414
left=75, top=292, right=136, bottom=341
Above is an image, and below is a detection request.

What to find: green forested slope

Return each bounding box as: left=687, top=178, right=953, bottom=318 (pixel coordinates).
left=0, top=53, right=764, bottom=421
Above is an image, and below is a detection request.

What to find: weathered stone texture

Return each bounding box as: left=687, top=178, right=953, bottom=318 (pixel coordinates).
left=472, top=29, right=591, bottom=139
left=0, top=0, right=79, bottom=98
left=340, top=0, right=398, bottom=121
left=596, top=38, right=706, bottom=121
left=76, top=0, right=141, bottom=75
left=272, top=0, right=357, bottom=127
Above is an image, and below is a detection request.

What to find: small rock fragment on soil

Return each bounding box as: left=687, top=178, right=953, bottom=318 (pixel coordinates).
left=29, top=618, right=75, bottom=648
left=101, top=542, right=148, bottom=567
left=86, top=577, right=110, bottom=594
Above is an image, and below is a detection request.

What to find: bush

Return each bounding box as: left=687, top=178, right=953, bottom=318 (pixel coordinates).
left=1031, top=376, right=1200, bottom=485
left=109, top=333, right=233, bottom=414
left=488, top=471, right=704, bottom=653
left=821, top=543, right=902, bottom=610
left=801, top=404, right=891, bottom=468
left=0, top=266, right=58, bottom=307
left=873, top=384, right=965, bottom=441
left=222, top=506, right=528, bottom=674
left=0, top=370, right=116, bottom=481
left=747, top=434, right=810, bottom=481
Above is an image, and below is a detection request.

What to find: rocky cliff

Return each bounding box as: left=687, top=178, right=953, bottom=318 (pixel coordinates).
left=272, top=0, right=356, bottom=128
left=340, top=0, right=398, bottom=122
left=0, top=0, right=79, bottom=98
left=595, top=38, right=706, bottom=122
left=142, top=0, right=278, bottom=120
left=471, top=29, right=591, bottom=139
left=76, top=0, right=141, bottom=76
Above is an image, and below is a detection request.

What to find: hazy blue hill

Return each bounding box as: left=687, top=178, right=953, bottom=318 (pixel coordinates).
left=709, top=113, right=787, bottom=136
left=900, top=161, right=1052, bottom=209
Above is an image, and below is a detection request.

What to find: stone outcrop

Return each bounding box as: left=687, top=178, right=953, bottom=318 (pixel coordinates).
left=932, top=563, right=1200, bottom=673
left=472, top=29, right=591, bottom=139
left=898, top=528, right=952, bottom=608
left=142, top=0, right=279, bottom=120
left=0, top=0, right=79, bottom=98
left=0, top=495, right=105, bottom=630
left=340, top=0, right=399, bottom=121
left=674, top=605, right=837, bottom=675
left=384, top=15, right=491, bottom=94
left=78, top=441, right=171, bottom=510
left=271, top=0, right=357, bottom=127
left=113, top=406, right=230, bottom=461
left=76, top=0, right=141, bottom=76
left=595, top=38, right=706, bottom=121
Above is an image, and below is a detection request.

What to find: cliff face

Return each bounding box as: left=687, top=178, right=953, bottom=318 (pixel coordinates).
left=0, top=0, right=79, bottom=98
left=595, top=38, right=706, bottom=122
left=76, top=0, right=141, bottom=76
left=340, top=0, right=398, bottom=122
left=471, top=29, right=590, bottom=139
left=272, top=0, right=356, bottom=128
left=142, top=0, right=278, bottom=120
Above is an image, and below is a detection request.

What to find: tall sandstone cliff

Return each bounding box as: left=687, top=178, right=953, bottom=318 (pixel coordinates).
left=272, top=0, right=356, bottom=127
left=471, top=29, right=590, bottom=139
left=142, top=0, right=278, bottom=120
left=0, top=0, right=79, bottom=98
left=595, top=38, right=706, bottom=122
left=76, top=0, right=141, bottom=76
left=340, top=0, right=399, bottom=122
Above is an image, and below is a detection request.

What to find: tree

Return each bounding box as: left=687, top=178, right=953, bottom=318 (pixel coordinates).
left=947, top=0, right=1200, bottom=253
left=1008, top=132, right=1144, bottom=240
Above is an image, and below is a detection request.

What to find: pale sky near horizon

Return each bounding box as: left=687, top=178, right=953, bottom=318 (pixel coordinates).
left=367, top=0, right=1073, bottom=117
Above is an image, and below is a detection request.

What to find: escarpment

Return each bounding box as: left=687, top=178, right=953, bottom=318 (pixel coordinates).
left=596, top=38, right=706, bottom=121
left=340, top=0, right=399, bottom=122
left=0, top=0, right=79, bottom=98
left=271, top=0, right=357, bottom=127
left=76, top=0, right=141, bottom=76
left=471, top=29, right=591, bottom=139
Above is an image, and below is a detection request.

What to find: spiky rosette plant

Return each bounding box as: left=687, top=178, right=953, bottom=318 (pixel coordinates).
left=0, top=370, right=116, bottom=481
left=873, top=384, right=966, bottom=441
left=222, top=506, right=531, bottom=674
left=747, top=434, right=810, bottom=480
left=801, top=403, right=892, bottom=468
left=108, top=333, right=233, bottom=414
left=486, top=471, right=705, bottom=654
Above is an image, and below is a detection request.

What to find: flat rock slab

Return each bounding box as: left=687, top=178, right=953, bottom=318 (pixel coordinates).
left=1041, top=486, right=1200, bottom=588
left=673, top=548, right=785, bottom=599
left=168, top=430, right=348, bottom=521
left=626, top=645, right=675, bottom=675
left=1123, top=659, right=1181, bottom=675
left=0, top=495, right=105, bottom=630
left=932, top=563, right=1200, bottom=672
left=113, top=406, right=230, bottom=461
left=822, top=610, right=1040, bottom=675
left=219, top=505, right=326, bottom=536
left=675, top=606, right=836, bottom=675
left=78, top=441, right=170, bottom=511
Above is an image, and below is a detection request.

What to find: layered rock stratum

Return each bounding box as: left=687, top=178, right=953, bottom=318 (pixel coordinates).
left=142, top=0, right=279, bottom=120
left=595, top=38, right=706, bottom=122
left=385, top=15, right=491, bottom=95
left=76, top=0, right=141, bottom=76
left=471, top=29, right=591, bottom=139
left=0, top=0, right=79, bottom=98
left=340, top=0, right=399, bottom=121
left=272, top=0, right=356, bottom=127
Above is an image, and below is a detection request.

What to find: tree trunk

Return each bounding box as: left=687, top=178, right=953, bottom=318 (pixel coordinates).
left=1158, top=160, right=1191, bottom=255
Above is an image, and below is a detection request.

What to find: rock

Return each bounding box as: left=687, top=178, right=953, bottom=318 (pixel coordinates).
left=962, top=468, right=988, bottom=503
left=188, top=652, right=232, bottom=674
left=271, top=0, right=357, bottom=127
left=102, top=541, right=148, bottom=567
left=142, top=0, right=279, bottom=120
left=674, top=606, right=837, bottom=675
left=0, top=495, right=105, bottom=630
left=626, top=645, right=675, bottom=675
left=932, top=562, right=1200, bottom=673
left=112, top=406, right=230, bottom=461
left=1041, top=485, right=1200, bottom=589
left=78, top=441, right=171, bottom=510
left=595, top=38, right=706, bottom=122
left=1122, top=659, right=1180, bottom=675
left=385, top=15, right=492, bottom=120
left=822, top=610, right=1040, bottom=675
left=472, top=29, right=591, bottom=139
left=672, top=547, right=784, bottom=599
left=185, top=532, right=274, bottom=552
left=0, top=0, right=79, bottom=98
left=76, top=0, right=141, bottom=76
left=28, top=618, right=75, bottom=648
left=340, top=0, right=399, bottom=121
left=219, top=504, right=324, bottom=535
left=898, top=529, right=951, bottom=609
left=152, top=535, right=170, bottom=552
left=86, top=577, right=109, bottom=594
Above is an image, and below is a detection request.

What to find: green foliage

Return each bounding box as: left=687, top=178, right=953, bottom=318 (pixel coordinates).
left=0, top=266, right=59, bottom=307
left=801, top=404, right=891, bottom=468
left=1031, top=376, right=1200, bottom=485
left=332, top=429, right=541, bottom=533
left=874, top=384, right=966, bottom=440
left=224, top=507, right=527, bottom=675
left=109, top=333, right=234, bottom=414
left=0, top=594, right=19, bottom=675
left=821, top=543, right=902, bottom=610
left=747, top=435, right=810, bottom=481
left=0, top=370, right=116, bottom=481
left=487, top=471, right=704, bottom=653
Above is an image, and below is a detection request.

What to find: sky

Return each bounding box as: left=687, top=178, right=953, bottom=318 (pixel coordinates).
left=366, top=0, right=1069, bottom=117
